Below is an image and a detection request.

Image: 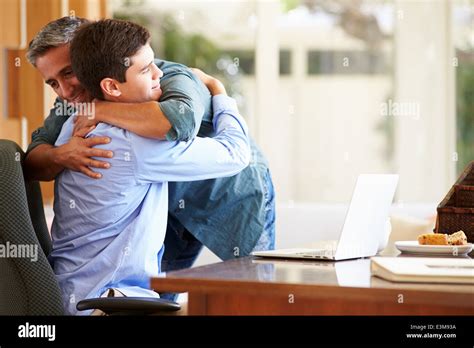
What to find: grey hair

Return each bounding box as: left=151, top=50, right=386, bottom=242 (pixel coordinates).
left=26, top=16, right=89, bottom=66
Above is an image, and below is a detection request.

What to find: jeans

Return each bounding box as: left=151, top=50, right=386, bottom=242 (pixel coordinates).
left=252, top=168, right=276, bottom=251
left=159, top=169, right=276, bottom=301
left=159, top=215, right=203, bottom=301
left=161, top=214, right=204, bottom=273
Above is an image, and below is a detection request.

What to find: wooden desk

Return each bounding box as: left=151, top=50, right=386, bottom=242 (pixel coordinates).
left=151, top=255, right=474, bottom=315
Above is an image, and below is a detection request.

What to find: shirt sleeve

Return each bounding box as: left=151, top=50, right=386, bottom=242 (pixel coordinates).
left=158, top=70, right=205, bottom=142
left=133, top=95, right=250, bottom=184
left=26, top=98, right=71, bottom=154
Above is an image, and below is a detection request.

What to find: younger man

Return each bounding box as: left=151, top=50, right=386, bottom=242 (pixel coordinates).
left=50, top=19, right=250, bottom=314
left=26, top=16, right=275, bottom=285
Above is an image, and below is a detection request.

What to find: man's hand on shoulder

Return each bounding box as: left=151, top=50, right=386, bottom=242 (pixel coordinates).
left=54, top=125, right=113, bottom=179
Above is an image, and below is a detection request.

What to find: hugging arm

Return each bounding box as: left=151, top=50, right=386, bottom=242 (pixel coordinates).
left=26, top=69, right=205, bottom=181
left=133, top=94, right=250, bottom=184
left=73, top=70, right=205, bottom=141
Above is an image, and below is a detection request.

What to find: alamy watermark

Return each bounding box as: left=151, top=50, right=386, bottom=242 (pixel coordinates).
left=18, top=322, right=55, bottom=341
left=54, top=100, right=95, bottom=119
left=0, top=241, right=38, bottom=262
left=381, top=99, right=420, bottom=120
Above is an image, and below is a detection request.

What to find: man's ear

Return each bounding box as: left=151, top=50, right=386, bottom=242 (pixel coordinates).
left=100, top=78, right=122, bottom=98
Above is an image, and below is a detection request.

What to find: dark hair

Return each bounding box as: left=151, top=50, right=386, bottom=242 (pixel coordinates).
left=27, top=16, right=90, bottom=66
left=70, top=19, right=151, bottom=99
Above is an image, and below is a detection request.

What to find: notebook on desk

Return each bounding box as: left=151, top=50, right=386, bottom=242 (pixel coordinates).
left=252, top=174, right=399, bottom=261
left=371, top=257, right=474, bottom=284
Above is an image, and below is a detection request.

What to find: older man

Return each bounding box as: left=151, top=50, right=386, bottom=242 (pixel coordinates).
left=25, top=16, right=276, bottom=299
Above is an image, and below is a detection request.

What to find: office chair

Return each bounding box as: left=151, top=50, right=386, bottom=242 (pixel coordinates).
left=0, top=139, right=180, bottom=315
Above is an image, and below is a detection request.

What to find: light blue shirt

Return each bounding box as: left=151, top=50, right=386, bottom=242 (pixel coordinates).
left=49, top=95, right=250, bottom=315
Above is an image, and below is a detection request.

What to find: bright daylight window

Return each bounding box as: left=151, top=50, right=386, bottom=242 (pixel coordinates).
left=111, top=0, right=471, bottom=205
left=453, top=0, right=474, bottom=175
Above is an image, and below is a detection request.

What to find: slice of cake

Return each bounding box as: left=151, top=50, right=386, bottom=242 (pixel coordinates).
left=448, top=230, right=468, bottom=245
left=417, top=233, right=448, bottom=245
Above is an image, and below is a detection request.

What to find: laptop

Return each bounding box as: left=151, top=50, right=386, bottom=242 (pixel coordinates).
left=252, top=174, right=399, bottom=261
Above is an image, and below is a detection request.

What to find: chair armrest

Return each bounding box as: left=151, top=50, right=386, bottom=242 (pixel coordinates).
left=76, top=297, right=181, bottom=315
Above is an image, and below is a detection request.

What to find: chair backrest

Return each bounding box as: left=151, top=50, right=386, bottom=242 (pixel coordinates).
left=25, top=179, right=52, bottom=256
left=0, top=140, right=63, bottom=315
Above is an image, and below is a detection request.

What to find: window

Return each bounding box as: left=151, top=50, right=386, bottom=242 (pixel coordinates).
left=112, top=0, right=464, bottom=204
left=453, top=0, right=474, bottom=175
left=279, top=49, right=292, bottom=75
left=307, top=50, right=389, bottom=75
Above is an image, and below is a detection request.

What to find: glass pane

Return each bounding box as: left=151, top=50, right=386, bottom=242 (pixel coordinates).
left=453, top=0, right=474, bottom=175
left=278, top=0, right=395, bottom=202
left=111, top=0, right=257, bottom=113
left=308, top=50, right=389, bottom=75
left=110, top=0, right=464, bottom=205
left=280, top=49, right=292, bottom=75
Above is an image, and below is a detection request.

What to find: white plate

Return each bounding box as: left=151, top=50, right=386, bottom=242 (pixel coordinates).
left=395, top=241, right=473, bottom=256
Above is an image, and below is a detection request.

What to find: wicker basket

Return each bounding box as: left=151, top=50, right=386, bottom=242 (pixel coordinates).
left=435, top=161, right=474, bottom=242
left=455, top=185, right=474, bottom=207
